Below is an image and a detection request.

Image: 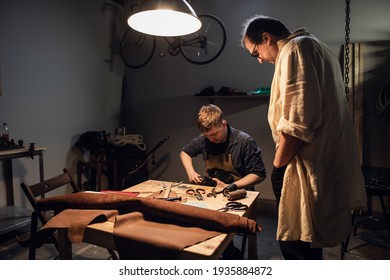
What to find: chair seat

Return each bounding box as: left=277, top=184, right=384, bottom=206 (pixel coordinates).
left=360, top=231, right=390, bottom=249
left=366, top=185, right=390, bottom=196
left=342, top=166, right=390, bottom=258
left=354, top=215, right=387, bottom=231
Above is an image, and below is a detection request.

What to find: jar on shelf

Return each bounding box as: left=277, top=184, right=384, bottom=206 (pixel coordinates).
left=2, top=122, right=9, bottom=141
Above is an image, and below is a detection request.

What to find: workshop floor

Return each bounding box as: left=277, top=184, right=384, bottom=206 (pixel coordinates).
left=0, top=199, right=389, bottom=260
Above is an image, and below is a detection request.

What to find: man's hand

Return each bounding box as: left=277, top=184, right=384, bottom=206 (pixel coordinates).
left=211, top=177, right=228, bottom=191
left=188, top=171, right=202, bottom=184
left=180, top=151, right=203, bottom=184
left=274, top=132, right=303, bottom=168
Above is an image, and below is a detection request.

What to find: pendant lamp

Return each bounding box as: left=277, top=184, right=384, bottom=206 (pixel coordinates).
left=127, top=0, right=202, bottom=37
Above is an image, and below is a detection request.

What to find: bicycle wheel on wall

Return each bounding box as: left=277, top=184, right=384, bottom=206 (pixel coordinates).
left=180, top=14, right=227, bottom=65
left=120, top=28, right=156, bottom=69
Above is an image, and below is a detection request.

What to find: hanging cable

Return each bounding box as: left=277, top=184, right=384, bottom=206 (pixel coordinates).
left=344, top=0, right=351, bottom=103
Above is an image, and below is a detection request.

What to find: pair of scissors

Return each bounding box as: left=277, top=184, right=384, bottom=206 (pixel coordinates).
left=217, top=201, right=248, bottom=212
left=186, top=188, right=206, bottom=200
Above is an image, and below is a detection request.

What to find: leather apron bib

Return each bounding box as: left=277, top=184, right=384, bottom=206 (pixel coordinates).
left=205, top=153, right=241, bottom=183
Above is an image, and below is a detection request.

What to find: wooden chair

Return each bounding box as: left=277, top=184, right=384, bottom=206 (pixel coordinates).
left=341, top=166, right=390, bottom=258
left=354, top=166, right=390, bottom=247
left=19, top=168, right=117, bottom=259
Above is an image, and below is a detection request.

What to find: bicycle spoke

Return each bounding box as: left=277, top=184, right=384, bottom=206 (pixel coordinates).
left=203, top=23, right=211, bottom=34
left=120, top=28, right=156, bottom=69
left=180, top=14, right=226, bottom=65
left=134, top=34, right=146, bottom=48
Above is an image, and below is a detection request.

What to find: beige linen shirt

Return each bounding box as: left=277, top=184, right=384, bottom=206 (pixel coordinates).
left=268, top=28, right=367, bottom=247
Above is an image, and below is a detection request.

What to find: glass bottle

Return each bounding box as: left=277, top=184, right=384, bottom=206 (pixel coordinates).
left=2, top=122, right=9, bottom=141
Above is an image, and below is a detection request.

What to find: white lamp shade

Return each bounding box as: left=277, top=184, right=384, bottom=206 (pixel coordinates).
left=127, top=0, right=202, bottom=36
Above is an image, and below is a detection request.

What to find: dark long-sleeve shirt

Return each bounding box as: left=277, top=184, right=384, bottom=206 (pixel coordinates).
left=182, top=125, right=266, bottom=179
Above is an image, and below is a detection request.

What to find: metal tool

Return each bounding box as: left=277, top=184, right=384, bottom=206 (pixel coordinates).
left=155, top=196, right=187, bottom=202
left=186, top=188, right=206, bottom=200
left=206, top=187, right=224, bottom=198
left=217, top=201, right=248, bottom=212
left=28, top=143, right=35, bottom=159
left=160, top=181, right=181, bottom=198
left=150, top=181, right=184, bottom=201
left=171, top=181, right=184, bottom=187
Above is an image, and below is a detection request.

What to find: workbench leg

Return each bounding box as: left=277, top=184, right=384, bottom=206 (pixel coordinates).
left=96, top=164, right=102, bottom=191
left=39, top=154, right=44, bottom=183
left=248, top=234, right=257, bottom=260
left=247, top=200, right=258, bottom=260
left=3, top=159, right=14, bottom=206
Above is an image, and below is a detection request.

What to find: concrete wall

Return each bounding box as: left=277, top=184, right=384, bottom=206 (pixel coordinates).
left=0, top=0, right=389, bottom=208
left=123, top=0, right=390, bottom=200
left=0, top=0, right=123, bottom=208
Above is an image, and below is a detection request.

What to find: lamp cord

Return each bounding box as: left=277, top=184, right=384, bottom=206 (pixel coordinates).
left=344, top=0, right=351, bottom=103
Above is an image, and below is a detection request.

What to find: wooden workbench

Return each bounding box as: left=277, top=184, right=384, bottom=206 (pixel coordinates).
left=59, top=180, right=260, bottom=260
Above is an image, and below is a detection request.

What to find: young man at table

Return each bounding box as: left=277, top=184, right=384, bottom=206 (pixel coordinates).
left=180, top=104, right=266, bottom=194
left=180, top=104, right=266, bottom=259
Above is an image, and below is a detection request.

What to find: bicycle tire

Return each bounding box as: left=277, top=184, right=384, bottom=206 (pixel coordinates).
left=120, top=28, right=156, bottom=69
left=180, top=14, right=226, bottom=65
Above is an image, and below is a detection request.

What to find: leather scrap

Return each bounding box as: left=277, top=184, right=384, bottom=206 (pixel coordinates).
left=37, top=192, right=261, bottom=234
left=113, top=212, right=220, bottom=259
left=33, top=192, right=262, bottom=259
left=29, top=209, right=118, bottom=248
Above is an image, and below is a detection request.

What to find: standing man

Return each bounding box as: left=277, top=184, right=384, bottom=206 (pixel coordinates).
left=241, top=15, right=367, bottom=259
left=180, top=104, right=266, bottom=192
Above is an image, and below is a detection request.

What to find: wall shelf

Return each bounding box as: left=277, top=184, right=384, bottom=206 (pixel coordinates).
left=194, top=94, right=270, bottom=104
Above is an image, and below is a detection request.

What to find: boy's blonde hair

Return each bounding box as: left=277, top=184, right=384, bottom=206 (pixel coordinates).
left=197, top=104, right=224, bottom=132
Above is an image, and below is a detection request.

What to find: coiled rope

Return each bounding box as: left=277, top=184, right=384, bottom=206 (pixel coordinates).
left=110, top=134, right=146, bottom=150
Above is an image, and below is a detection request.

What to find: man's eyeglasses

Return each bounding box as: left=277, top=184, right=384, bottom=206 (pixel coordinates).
left=251, top=43, right=260, bottom=58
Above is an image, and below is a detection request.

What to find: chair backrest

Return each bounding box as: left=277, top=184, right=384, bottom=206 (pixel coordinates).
left=362, top=166, right=390, bottom=188
left=20, top=168, right=80, bottom=225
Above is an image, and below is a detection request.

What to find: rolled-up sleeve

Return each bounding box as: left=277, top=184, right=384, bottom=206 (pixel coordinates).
left=277, top=39, right=323, bottom=143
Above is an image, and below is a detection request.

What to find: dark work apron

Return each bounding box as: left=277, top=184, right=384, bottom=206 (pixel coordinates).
left=205, top=153, right=241, bottom=183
